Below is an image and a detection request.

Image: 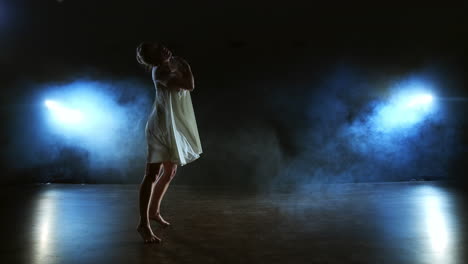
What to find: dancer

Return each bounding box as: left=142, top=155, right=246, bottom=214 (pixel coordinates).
left=135, top=42, right=203, bottom=243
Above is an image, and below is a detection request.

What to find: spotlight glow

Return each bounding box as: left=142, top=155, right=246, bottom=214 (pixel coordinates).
left=371, top=89, right=436, bottom=132
left=44, top=99, right=84, bottom=124
left=405, top=94, right=434, bottom=107
left=40, top=79, right=150, bottom=168
left=41, top=81, right=125, bottom=140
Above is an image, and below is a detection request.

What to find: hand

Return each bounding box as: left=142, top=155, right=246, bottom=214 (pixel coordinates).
left=160, top=46, right=172, bottom=63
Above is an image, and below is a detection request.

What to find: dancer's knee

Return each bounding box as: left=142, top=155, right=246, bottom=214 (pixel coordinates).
left=158, top=171, right=174, bottom=183
left=161, top=163, right=177, bottom=181
left=168, top=171, right=176, bottom=181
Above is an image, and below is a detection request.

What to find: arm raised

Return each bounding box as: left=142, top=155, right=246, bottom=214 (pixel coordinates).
left=154, top=57, right=194, bottom=91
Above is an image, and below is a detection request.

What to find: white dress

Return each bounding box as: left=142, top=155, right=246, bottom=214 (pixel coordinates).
left=145, top=66, right=203, bottom=166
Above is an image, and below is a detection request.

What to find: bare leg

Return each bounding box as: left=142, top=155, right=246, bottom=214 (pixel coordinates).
left=137, top=162, right=163, bottom=243
left=148, top=161, right=177, bottom=227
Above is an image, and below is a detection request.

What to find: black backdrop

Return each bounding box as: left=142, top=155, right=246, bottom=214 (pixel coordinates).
left=1, top=1, right=467, bottom=189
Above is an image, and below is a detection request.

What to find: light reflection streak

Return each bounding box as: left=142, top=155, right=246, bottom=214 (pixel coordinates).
left=419, top=186, right=455, bottom=264
left=34, top=190, right=56, bottom=264
left=424, top=195, right=448, bottom=254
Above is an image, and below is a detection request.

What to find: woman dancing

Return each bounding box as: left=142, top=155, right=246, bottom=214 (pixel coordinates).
left=136, top=42, right=203, bottom=243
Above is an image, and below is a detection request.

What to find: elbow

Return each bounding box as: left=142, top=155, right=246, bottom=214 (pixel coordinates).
left=182, top=86, right=194, bottom=92
left=188, top=83, right=195, bottom=91
left=184, top=80, right=195, bottom=91
left=169, top=77, right=194, bottom=91
left=188, top=79, right=195, bottom=91
left=172, top=84, right=193, bottom=92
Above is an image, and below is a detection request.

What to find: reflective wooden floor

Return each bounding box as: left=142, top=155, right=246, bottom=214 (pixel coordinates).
left=1, top=182, right=466, bottom=264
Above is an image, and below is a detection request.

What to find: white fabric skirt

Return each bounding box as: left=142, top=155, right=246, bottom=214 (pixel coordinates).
left=146, top=87, right=202, bottom=166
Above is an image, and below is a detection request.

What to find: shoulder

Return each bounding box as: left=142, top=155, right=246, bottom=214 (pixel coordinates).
left=171, top=56, right=191, bottom=69
left=171, top=56, right=188, bottom=64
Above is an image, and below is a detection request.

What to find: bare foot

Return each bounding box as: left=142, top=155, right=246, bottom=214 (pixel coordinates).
left=149, top=213, right=171, bottom=227
left=137, top=223, right=161, bottom=243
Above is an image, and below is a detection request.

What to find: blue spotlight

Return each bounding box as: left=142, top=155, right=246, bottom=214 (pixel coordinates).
left=404, top=93, right=434, bottom=108
left=41, top=80, right=130, bottom=146
left=372, top=90, right=436, bottom=132
left=44, top=99, right=84, bottom=125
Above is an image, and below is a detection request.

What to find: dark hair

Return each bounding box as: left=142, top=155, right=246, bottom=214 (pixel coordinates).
left=136, top=41, right=163, bottom=72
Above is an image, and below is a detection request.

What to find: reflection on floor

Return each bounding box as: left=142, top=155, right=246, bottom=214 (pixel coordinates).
left=1, top=182, right=466, bottom=264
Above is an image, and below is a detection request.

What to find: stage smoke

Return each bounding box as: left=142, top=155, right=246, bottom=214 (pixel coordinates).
left=8, top=77, right=153, bottom=183
left=266, top=66, right=462, bottom=190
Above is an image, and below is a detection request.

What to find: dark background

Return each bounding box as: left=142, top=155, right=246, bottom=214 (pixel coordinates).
left=1, top=1, right=467, bottom=190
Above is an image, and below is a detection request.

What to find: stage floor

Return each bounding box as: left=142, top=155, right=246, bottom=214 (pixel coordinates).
left=1, top=182, right=466, bottom=264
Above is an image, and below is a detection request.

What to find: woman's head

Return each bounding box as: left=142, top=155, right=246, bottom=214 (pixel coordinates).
left=136, top=41, right=172, bottom=70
